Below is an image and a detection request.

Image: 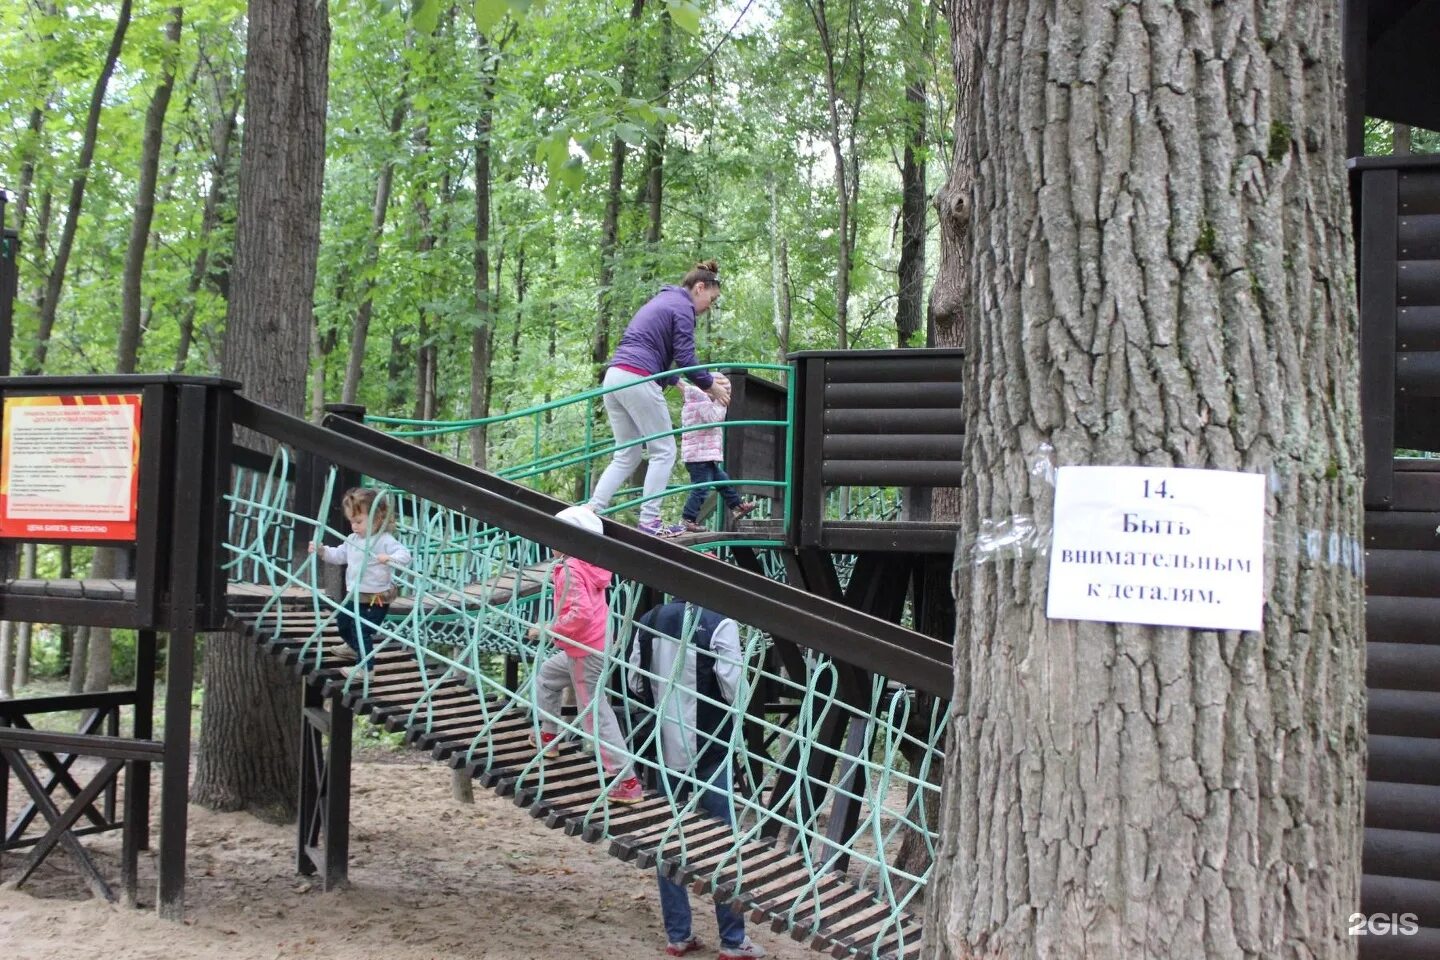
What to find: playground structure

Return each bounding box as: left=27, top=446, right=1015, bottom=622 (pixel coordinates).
left=1, top=5, right=1440, bottom=955
left=0, top=358, right=961, bottom=958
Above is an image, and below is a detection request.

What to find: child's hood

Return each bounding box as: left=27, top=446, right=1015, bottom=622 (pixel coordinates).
left=561, top=554, right=613, bottom=588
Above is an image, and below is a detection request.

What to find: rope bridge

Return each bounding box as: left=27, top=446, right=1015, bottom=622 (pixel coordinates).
left=224, top=449, right=945, bottom=959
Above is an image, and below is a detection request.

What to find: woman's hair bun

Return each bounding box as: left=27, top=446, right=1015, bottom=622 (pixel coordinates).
left=695, top=259, right=719, bottom=275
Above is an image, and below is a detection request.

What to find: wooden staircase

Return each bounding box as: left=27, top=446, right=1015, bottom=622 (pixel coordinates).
left=225, top=589, right=925, bottom=960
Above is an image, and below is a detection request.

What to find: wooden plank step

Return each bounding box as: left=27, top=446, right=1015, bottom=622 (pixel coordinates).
left=230, top=587, right=930, bottom=956
left=637, top=820, right=735, bottom=870
left=787, top=884, right=872, bottom=939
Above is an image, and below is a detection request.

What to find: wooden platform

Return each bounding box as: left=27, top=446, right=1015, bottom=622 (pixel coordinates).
left=738, top=519, right=959, bottom=554
left=225, top=590, right=925, bottom=959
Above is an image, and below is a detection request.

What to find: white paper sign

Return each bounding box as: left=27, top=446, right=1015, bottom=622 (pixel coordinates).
left=1046, top=466, right=1265, bottom=631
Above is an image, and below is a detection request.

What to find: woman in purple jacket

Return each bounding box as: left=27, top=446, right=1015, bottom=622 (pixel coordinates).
left=586, top=259, right=732, bottom=536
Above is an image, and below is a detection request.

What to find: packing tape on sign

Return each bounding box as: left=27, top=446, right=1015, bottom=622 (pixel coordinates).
left=967, top=445, right=1364, bottom=576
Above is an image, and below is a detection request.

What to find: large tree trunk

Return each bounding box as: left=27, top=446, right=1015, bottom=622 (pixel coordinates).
left=805, top=0, right=864, bottom=349
left=924, top=3, right=1364, bottom=959
left=29, top=0, right=132, bottom=375
left=413, top=191, right=439, bottom=423
left=175, top=59, right=240, bottom=373
left=641, top=8, right=670, bottom=276
left=119, top=5, right=182, bottom=372
left=894, top=0, right=927, bottom=348
left=6, top=547, right=33, bottom=695
left=768, top=177, right=792, bottom=368
left=594, top=0, right=647, bottom=371
left=470, top=69, right=497, bottom=468
left=68, top=626, right=90, bottom=695
left=341, top=99, right=408, bottom=404
left=14, top=106, right=46, bottom=231
left=193, top=0, right=329, bottom=821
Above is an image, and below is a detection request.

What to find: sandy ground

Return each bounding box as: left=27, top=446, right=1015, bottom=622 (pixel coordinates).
left=1, top=751, right=818, bottom=960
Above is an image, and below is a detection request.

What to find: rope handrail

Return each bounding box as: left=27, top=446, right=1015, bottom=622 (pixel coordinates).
left=367, top=361, right=791, bottom=435
left=222, top=447, right=943, bottom=959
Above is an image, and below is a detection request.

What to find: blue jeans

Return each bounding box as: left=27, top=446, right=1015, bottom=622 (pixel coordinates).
left=657, top=757, right=746, bottom=948
left=682, top=462, right=743, bottom=521
left=336, top=602, right=388, bottom=667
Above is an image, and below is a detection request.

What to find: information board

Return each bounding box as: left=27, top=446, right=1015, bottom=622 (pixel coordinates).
left=1045, top=465, right=1266, bottom=631
left=0, top=394, right=142, bottom=541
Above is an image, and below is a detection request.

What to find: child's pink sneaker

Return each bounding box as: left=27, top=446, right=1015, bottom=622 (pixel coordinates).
left=606, top=776, right=644, bottom=804
left=665, top=936, right=703, bottom=957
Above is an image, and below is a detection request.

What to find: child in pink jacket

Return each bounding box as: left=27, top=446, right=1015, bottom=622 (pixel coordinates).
left=679, top=376, right=756, bottom=533
left=527, top=506, right=643, bottom=803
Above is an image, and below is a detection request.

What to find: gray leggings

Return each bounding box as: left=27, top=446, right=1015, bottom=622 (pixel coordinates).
left=586, top=366, right=676, bottom=525
left=535, top=649, right=634, bottom=781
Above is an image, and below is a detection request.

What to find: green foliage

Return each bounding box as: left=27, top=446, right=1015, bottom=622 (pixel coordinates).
left=1268, top=121, right=1291, bottom=164
left=0, top=0, right=952, bottom=472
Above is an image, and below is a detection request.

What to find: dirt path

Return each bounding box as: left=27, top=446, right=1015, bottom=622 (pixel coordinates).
left=1, top=754, right=817, bottom=960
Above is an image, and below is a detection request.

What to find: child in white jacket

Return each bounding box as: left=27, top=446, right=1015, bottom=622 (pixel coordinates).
left=309, top=487, right=411, bottom=668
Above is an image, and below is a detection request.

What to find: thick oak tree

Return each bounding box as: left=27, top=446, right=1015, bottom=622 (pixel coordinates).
left=192, top=0, right=330, bottom=818
left=925, top=2, right=1365, bottom=958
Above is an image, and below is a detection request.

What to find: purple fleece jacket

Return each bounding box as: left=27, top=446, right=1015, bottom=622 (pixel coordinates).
left=609, top=286, right=715, bottom=390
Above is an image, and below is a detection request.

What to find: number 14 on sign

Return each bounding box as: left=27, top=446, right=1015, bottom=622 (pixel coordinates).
left=1142, top=478, right=1173, bottom=500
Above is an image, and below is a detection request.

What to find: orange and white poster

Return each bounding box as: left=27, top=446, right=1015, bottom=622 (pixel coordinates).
left=0, top=394, right=142, bottom=541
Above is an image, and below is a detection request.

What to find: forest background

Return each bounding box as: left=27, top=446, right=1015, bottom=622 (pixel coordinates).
left=0, top=0, right=948, bottom=695
left=0, top=0, right=1434, bottom=713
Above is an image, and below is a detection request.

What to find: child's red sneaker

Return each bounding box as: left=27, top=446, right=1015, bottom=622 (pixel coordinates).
left=606, top=776, right=644, bottom=804
left=731, top=500, right=759, bottom=520
left=665, top=937, right=704, bottom=957
left=528, top=732, right=561, bottom=758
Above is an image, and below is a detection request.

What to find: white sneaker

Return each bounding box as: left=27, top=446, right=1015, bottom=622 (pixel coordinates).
left=719, top=938, right=766, bottom=959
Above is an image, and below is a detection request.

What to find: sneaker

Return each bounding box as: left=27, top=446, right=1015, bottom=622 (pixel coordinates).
left=637, top=519, right=687, bottom=538
left=718, top=938, right=766, bottom=959
left=730, top=500, right=759, bottom=520
left=681, top=519, right=707, bottom=533
left=606, top=776, right=644, bottom=804
left=665, top=937, right=704, bottom=957
left=528, top=732, right=561, bottom=758
left=332, top=645, right=359, bottom=662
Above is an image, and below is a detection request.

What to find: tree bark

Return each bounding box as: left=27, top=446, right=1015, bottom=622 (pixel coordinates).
left=642, top=9, right=671, bottom=272
left=15, top=1, right=59, bottom=231
left=768, top=176, right=793, bottom=369
left=413, top=191, right=439, bottom=423
left=68, top=626, right=89, bottom=695
left=470, top=66, right=497, bottom=468
left=193, top=0, right=330, bottom=821
left=1393, top=123, right=1411, bottom=156
left=894, top=0, right=927, bottom=348
left=83, top=549, right=117, bottom=693
left=176, top=58, right=240, bottom=373
left=14, top=106, right=46, bottom=232
left=119, top=5, right=183, bottom=373
left=594, top=0, right=647, bottom=371
left=924, top=3, right=1364, bottom=959
left=29, top=0, right=132, bottom=375
left=341, top=99, right=408, bottom=404
left=13, top=545, right=35, bottom=688
left=804, top=0, right=864, bottom=349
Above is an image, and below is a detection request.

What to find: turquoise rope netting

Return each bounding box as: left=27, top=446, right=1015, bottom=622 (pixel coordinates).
left=224, top=452, right=945, bottom=957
